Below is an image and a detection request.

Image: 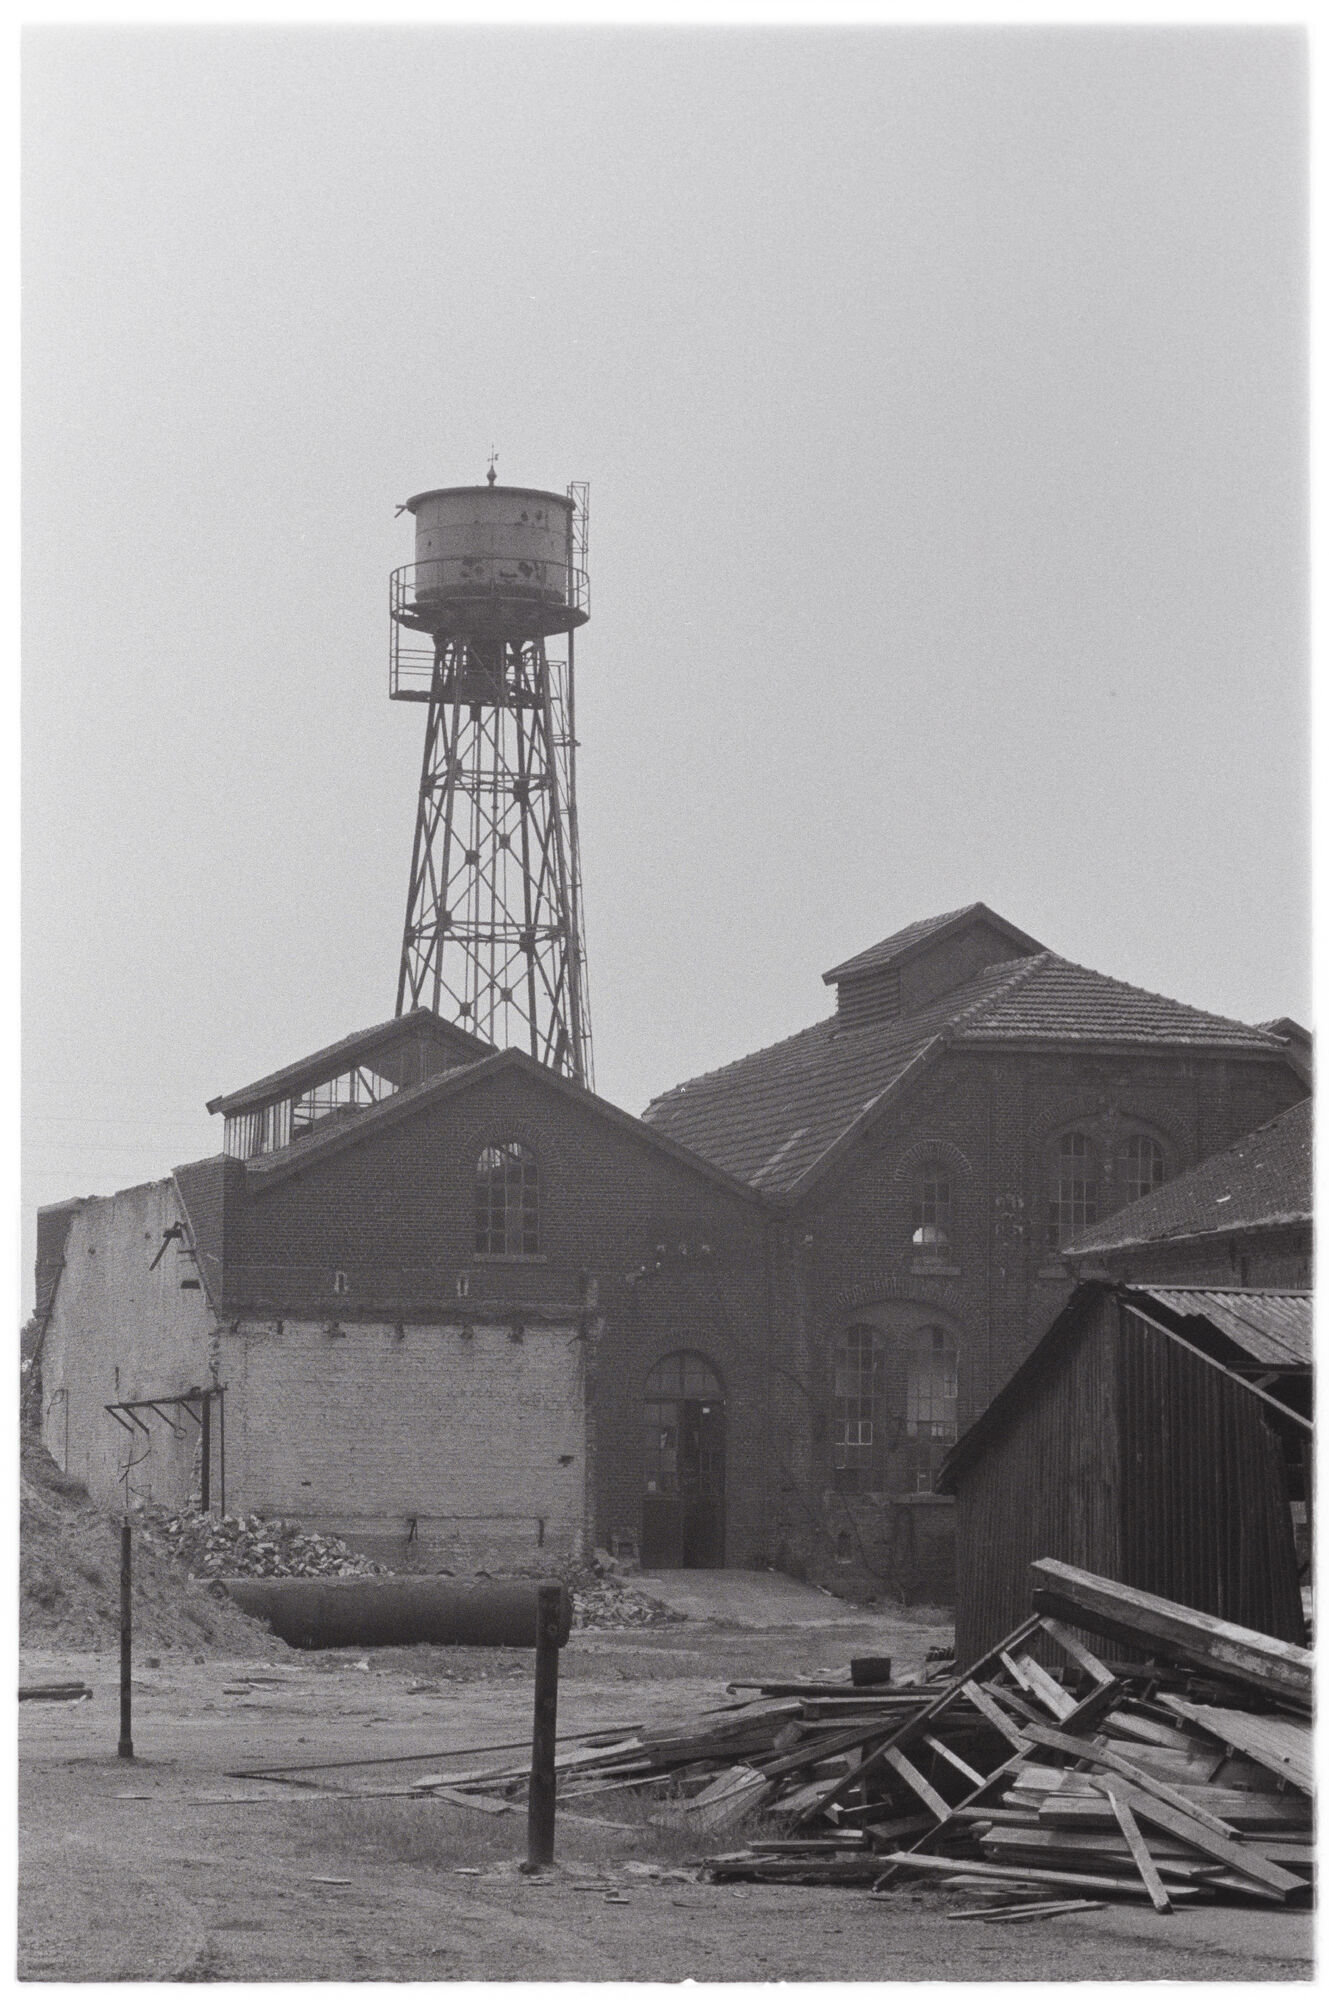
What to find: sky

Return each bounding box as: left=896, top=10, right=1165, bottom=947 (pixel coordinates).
left=20, top=25, right=1309, bottom=1312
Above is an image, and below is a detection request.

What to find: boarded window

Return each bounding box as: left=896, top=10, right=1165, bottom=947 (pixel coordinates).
left=474, top=1142, right=540, bottom=1257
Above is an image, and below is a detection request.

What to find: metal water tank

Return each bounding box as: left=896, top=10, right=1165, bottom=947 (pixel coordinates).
left=403, top=483, right=585, bottom=635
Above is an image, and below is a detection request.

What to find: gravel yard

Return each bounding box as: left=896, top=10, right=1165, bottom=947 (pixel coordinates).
left=18, top=1612, right=1312, bottom=1983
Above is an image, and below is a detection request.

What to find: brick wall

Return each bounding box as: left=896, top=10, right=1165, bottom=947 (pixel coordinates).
left=779, top=1045, right=1307, bottom=1598
left=217, top=1065, right=781, bottom=1570
left=220, top=1316, right=588, bottom=1567
left=38, top=1181, right=216, bottom=1514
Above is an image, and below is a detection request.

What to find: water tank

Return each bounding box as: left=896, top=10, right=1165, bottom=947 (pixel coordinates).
left=402, top=484, right=586, bottom=636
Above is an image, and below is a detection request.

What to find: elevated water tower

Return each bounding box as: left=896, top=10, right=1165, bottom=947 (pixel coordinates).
left=389, top=472, right=593, bottom=1085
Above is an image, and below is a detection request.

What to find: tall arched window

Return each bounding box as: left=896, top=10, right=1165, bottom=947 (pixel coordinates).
left=1121, top=1132, right=1167, bottom=1206
left=1050, top=1131, right=1098, bottom=1247
left=910, top=1161, right=952, bottom=1252
left=474, top=1142, right=539, bottom=1257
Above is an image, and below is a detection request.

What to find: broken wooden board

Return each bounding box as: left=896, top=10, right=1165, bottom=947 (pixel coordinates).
left=1154, top=1694, right=1314, bottom=1795
left=1029, top=1561, right=1312, bottom=1708
left=1083, top=1775, right=1305, bottom=1897
left=873, top=1851, right=1210, bottom=1900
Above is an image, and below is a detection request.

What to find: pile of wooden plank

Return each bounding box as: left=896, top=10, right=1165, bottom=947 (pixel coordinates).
left=706, top=1561, right=1313, bottom=1915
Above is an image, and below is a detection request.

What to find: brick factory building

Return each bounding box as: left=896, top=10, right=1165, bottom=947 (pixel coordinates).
left=34, top=904, right=1308, bottom=1600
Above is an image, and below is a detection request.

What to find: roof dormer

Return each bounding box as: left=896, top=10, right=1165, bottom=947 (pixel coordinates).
left=823, top=904, right=1044, bottom=1030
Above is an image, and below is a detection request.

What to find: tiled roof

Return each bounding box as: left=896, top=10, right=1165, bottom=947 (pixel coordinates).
left=821, top=903, right=1044, bottom=985
left=1064, top=1098, right=1312, bottom=1255
left=643, top=956, right=1041, bottom=1193
left=1125, top=1286, right=1311, bottom=1369
left=645, top=946, right=1293, bottom=1197
left=954, top=956, right=1289, bottom=1049
left=206, top=1009, right=493, bottom=1115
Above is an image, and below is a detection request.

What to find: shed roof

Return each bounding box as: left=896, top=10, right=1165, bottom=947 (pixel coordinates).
left=1064, top=1098, right=1311, bottom=1257
left=1122, top=1286, right=1312, bottom=1369
left=645, top=927, right=1293, bottom=1196
left=937, top=1281, right=1312, bottom=1490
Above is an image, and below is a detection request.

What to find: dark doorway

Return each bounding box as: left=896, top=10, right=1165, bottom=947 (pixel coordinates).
left=641, top=1350, right=726, bottom=1568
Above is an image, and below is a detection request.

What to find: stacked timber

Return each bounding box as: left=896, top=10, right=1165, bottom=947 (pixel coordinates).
left=711, top=1563, right=1312, bottom=1913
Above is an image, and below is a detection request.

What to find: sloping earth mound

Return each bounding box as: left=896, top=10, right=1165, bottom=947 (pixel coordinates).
left=20, top=1438, right=279, bottom=1659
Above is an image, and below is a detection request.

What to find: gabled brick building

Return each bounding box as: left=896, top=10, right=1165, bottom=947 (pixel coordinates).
left=35, top=1012, right=779, bottom=1572
left=643, top=905, right=1308, bottom=1598
left=35, top=904, right=1308, bottom=1601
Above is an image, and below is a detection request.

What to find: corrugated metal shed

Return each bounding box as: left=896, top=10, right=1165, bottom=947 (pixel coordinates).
left=1127, top=1287, right=1312, bottom=1369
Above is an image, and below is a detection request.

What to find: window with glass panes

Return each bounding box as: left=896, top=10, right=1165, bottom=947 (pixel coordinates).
left=1050, top=1131, right=1098, bottom=1246
left=911, top=1162, right=952, bottom=1250
left=642, top=1352, right=724, bottom=1497
left=474, top=1142, right=540, bottom=1256
left=1121, top=1132, right=1167, bottom=1205
left=832, top=1325, right=881, bottom=1489
left=905, top=1326, right=958, bottom=1441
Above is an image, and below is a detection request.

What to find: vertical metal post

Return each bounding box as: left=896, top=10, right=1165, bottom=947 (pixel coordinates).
left=118, top=1520, right=134, bottom=1760
left=526, top=1582, right=562, bottom=1868
left=200, top=1393, right=211, bottom=1513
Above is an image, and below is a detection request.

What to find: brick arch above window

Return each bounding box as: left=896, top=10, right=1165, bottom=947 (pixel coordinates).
left=890, top=1138, right=973, bottom=1181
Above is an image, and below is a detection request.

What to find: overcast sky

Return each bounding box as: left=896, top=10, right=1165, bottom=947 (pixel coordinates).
left=21, top=25, right=1308, bottom=1308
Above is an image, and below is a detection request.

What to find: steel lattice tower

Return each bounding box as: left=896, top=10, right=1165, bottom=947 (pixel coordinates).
left=389, top=475, right=593, bottom=1085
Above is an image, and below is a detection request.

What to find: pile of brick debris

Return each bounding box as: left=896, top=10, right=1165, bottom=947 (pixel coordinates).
left=135, top=1505, right=384, bottom=1583
left=392, top=1559, right=1311, bottom=1919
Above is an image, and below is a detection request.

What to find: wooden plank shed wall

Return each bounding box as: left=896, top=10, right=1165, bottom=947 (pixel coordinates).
left=1116, top=1304, right=1303, bottom=1644
left=951, top=1293, right=1304, bottom=1666
left=952, top=1294, right=1121, bottom=1668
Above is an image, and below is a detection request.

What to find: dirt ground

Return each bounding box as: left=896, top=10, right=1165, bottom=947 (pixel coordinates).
left=18, top=1605, right=1314, bottom=1983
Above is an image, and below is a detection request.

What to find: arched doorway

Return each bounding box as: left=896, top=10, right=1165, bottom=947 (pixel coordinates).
left=641, top=1351, right=726, bottom=1568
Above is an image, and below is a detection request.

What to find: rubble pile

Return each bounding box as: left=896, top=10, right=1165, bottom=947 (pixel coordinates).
left=136, top=1505, right=383, bottom=1583
left=506, top=1549, right=686, bottom=1631
left=569, top=1572, right=687, bottom=1630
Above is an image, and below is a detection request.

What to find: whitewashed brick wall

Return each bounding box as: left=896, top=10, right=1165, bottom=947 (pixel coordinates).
left=221, top=1318, right=588, bottom=1566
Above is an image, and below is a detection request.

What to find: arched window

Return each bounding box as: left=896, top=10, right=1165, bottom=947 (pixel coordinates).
left=910, top=1161, right=952, bottom=1252
left=1050, top=1131, right=1098, bottom=1247
left=1121, top=1132, right=1167, bottom=1206
left=474, top=1142, right=539, bottom=1257
left=832, top=1321, right=960, bottom=1492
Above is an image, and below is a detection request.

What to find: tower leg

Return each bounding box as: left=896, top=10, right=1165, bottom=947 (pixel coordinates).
left=395, top=633, right=590, bottom=1082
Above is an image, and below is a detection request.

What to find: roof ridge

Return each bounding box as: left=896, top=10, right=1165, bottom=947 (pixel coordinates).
left=1029, top=954, right=1287, bottom=1038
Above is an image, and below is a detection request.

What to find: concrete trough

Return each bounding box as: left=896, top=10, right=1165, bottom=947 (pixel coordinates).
left=223, top=1575, right=573, bottom=1651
